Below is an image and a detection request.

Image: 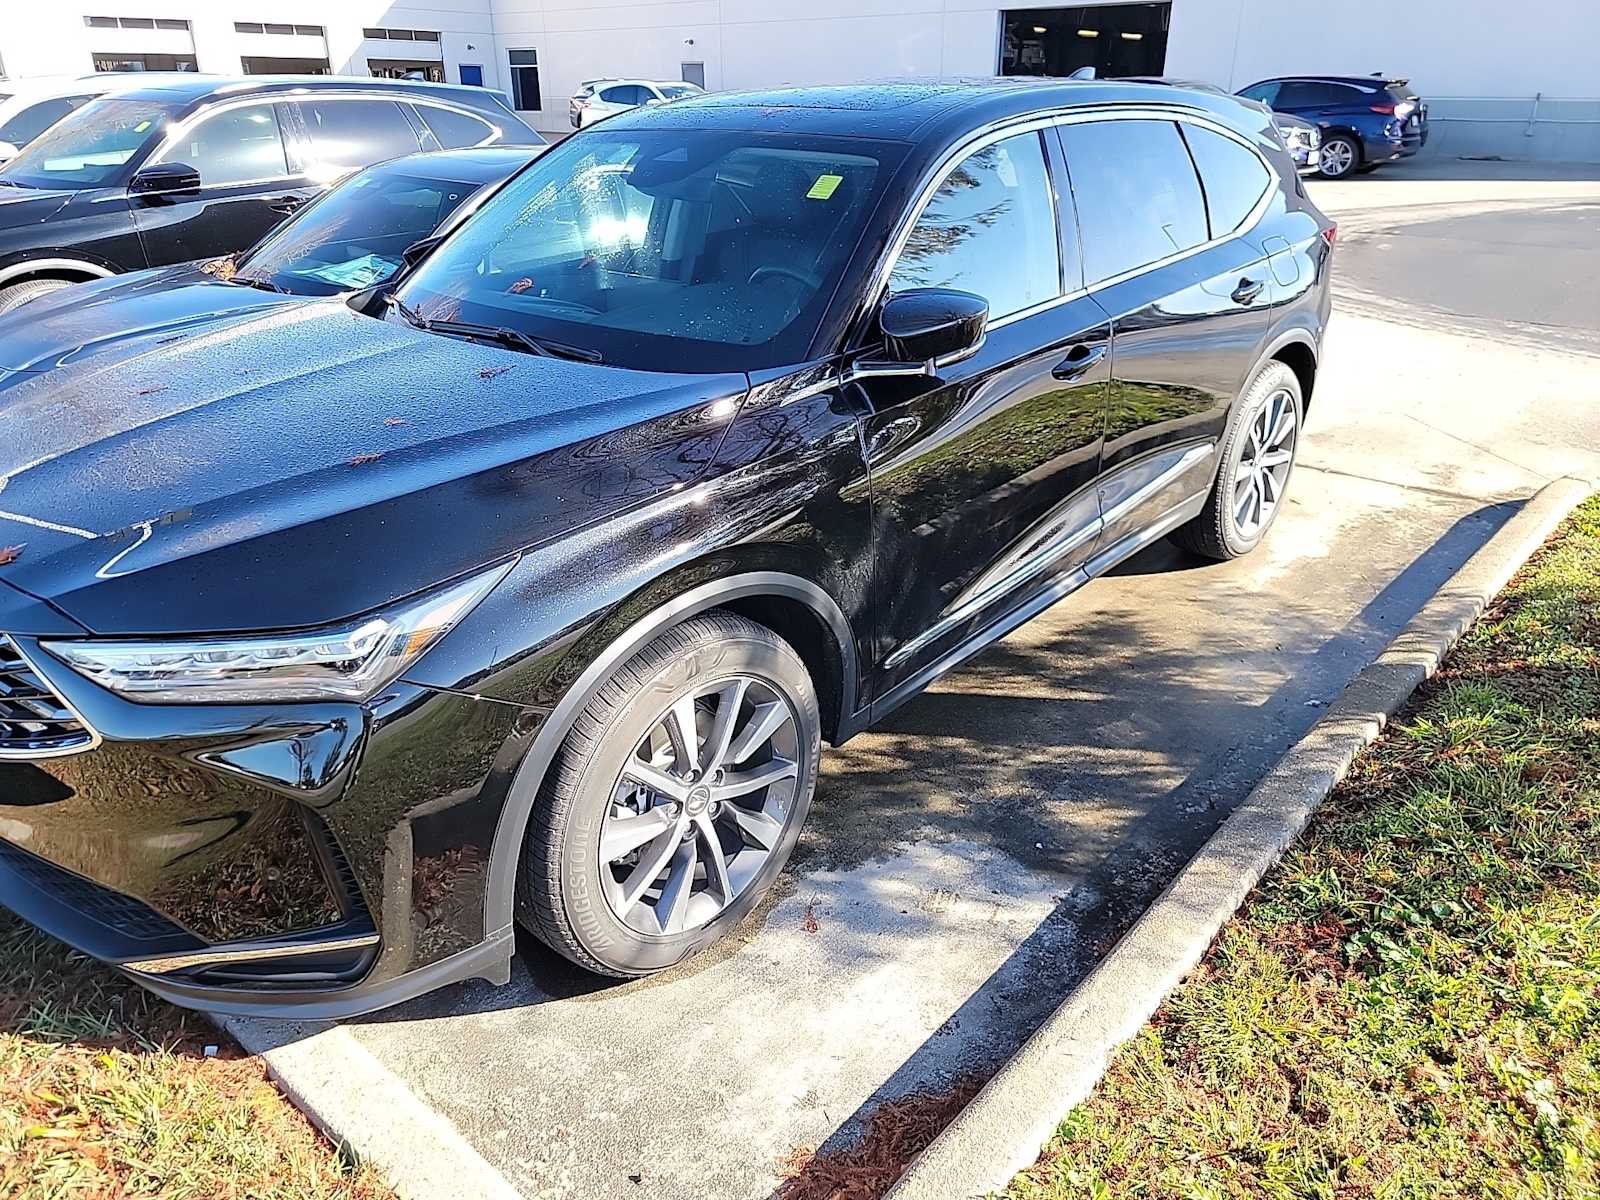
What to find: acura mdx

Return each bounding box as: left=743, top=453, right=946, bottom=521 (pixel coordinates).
left=0, top=79, right=1333, bottom=1016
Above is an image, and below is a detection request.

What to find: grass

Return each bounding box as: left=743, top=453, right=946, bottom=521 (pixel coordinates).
left=0, top=913, right=395, bottom=1199
left=1007, top=497, right=1600, bottom=1200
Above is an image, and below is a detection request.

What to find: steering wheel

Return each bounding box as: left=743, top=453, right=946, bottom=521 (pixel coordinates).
left=749, top=265, right=821, bottom=291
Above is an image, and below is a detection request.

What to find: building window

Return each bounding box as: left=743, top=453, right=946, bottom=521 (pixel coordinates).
left=509, top=50, right=540, bottom=111
left=368, top=60, right=445, bottom=83
left=415, top=31, right=440, bottom=43
left=85, top=15, right=190, bottom=30
left=363, top=27, right=439, bottom=44
left=92, top=53, right=199, bottom=72
left=363, top=28, right=387, bottom=39
left=235, top=21, right=263, bottom=33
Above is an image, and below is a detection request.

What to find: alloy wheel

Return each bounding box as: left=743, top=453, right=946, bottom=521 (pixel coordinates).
left=1232, top=388, right=1298, bottom=539
left=1320, top=138, right=1355, bottom=178
left=599, top=676, right=801, bottom=936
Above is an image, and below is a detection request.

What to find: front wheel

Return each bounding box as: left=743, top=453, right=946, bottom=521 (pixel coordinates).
left=1172, top=360, right=1303, bottom=561
left=517, top=611, right=821, bottom=977
left=1317, top=134, right=1360, bottom=179
left=0, top=278, right=71, bottom=314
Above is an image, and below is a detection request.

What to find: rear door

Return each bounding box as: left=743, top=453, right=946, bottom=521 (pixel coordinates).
left=856, top=127, right=1112, bottom=699
left=1057, top=115, right=1271, bottom=553
left=131, top=100, right=306, bottom=265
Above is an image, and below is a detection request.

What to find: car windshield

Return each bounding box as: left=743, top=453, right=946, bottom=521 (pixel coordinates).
left=0, top=97, right=177, bottom=189
left=394, top=129, right=896, bottom=373
left=235, top=165, right=491, bottom=297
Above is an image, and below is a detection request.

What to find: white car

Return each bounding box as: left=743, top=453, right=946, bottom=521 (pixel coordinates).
left=568, top=78, right=704, bottom=129
left=0, top=73, right=203, bottom=163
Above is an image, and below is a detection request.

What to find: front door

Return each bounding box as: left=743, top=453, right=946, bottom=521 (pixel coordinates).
left=1056, top=116, right=1271, bottom=552
left=856, top=128, right=1111, bottom=702
left=131, top=101, right=311, bottom=266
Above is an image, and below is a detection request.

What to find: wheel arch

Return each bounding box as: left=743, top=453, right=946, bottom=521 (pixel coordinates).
left=481, top=569, right=859, bottom=937
left=1267, top=334, right=1318, bottom=411
left=0, top=256, right=116, bottom=290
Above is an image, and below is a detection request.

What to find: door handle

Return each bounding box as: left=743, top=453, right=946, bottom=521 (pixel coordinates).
left=1051, top=342, right=1107, bottom=381
left=267, top=195, right=305, bottom=215
left=1231, top=277, right=1266, bottom=305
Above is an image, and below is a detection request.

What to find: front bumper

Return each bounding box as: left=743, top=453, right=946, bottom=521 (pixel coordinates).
left=0, top=631, right=531, bottom=1017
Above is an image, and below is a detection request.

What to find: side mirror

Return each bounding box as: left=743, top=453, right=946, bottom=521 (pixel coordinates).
left=0, top=141, right=19, bottom=164
left=847, top=288, right=988, bottom=383
left=130, top=161, right=201, bottom=198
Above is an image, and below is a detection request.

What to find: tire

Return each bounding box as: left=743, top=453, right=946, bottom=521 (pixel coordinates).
left=1317, top=134, right=1360, bottom=180
left=0, top=278, right=72, bottom=314
left=1172, top=360, right=1304, bottom=561
left=516, top=610, right=821, bottom=977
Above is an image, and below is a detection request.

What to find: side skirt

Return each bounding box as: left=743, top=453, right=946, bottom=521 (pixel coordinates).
left=864, top=488, right=1208, bottom=730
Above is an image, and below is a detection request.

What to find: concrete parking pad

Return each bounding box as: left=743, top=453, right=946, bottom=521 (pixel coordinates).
left=237, top=167, right=1600, bottom=1199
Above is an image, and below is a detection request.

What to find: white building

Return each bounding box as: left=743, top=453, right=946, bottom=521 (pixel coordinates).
left=2, top=1, right=1596, bottom=161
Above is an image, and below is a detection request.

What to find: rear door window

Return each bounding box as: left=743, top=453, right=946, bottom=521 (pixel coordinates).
left=1238, top=81, right=1280, bottom=107
left=160, top=102, right=288, bottom=186
left=296, top=98, right=423, bottom=179
left=1058, top=119, right=1208, bottom=285
left=887, top=130, right=1060, bottom=320
left=599, top=85, right=647, bottom=106
left=415, top=103, right=496, bottom=149
left=1180, top=124, right=1272, bottom=238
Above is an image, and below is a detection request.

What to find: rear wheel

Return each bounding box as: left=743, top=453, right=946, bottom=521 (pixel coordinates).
left=0, top=278, right=72, bottom=314
left=1317, top=134, right=1360, bottom=179
left=517, top=611, right=820, bottom=977
left=1172, top=360, right=1303, bottom=561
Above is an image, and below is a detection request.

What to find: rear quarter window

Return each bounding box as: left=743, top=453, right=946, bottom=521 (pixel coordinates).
left=1180, top=124, right=1272, bottom=238
left=416, top=103, right=496, bottom=149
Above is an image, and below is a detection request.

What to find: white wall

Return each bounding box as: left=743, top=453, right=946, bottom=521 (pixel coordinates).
left=0, top=1, right=504, bottom=91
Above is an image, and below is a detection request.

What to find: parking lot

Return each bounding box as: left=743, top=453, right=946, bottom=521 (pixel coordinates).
left=216, top=161, right=1600, bottom=1199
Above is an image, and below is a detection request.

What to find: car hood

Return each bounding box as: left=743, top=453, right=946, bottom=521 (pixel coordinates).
left=0, top=184, right=76, bottom=226
left=0, top=266, right=296, bottom=374
left=0, top=298, right=747, bottom=635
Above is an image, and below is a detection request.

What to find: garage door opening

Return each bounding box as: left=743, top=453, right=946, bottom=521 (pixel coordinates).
left=1000, top=4, right=1170, bottom=79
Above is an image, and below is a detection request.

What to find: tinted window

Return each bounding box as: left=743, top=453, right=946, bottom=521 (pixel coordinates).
left=237, top=165, right=483, bottom=296
left=888, top=131, right=1059, bottom=320
left=1238, top=82, right=1279, bottom=106
left=1060, top=119, right=1207, bottom=284
left=297, top=98, right=421, bottom=180
left=600, top=85, right=648, bottom=105
left=1181, top=125, right=1271, bottom=237
left=0, top=97, right=175, bottom=188
left=396, top=129, right=899, bottom=372
left=0, top=97, right=86, bottom=147
left=1278, top=81, right=1365, bottom=108
left=162, top=103, right=287, bottom=186
left=416, top=103, right=495, bottom=149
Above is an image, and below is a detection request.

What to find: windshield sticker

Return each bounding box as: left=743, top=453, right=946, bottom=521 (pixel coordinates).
left=806, top=174, right=843, bottom=200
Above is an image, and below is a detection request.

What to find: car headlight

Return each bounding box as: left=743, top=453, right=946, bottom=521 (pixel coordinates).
left=42, top=561, right=512, bottom=704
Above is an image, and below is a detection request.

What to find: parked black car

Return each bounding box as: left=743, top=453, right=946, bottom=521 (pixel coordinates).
left=0, top=79, right=1333, bottom=1017
left=0, top=76, right=541, bottom=312
left=1237, top=75, right=1428, bottom=179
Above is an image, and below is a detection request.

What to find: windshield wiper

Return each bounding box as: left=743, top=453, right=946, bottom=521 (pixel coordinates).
left=232, top=273, right=288, bottom=294
left=390, top=297, right=602, bottom=363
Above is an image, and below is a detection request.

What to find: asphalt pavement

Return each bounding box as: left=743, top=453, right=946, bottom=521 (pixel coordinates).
left=241, top=160, right=1600, bottom=1200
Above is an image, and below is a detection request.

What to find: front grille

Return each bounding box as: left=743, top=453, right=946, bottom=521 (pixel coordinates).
left=0, top=636, right=93, bottom=758
left=0, top=837, right=190, bottom=943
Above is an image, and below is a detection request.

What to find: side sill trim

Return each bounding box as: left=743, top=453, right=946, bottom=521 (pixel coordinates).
left=871, top=489, right=1207, bottom=726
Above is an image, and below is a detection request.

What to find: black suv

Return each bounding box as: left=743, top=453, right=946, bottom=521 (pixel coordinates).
left=0, top=75, right=541, bottom=311
left=0, top=79, right=1333, bottom=1017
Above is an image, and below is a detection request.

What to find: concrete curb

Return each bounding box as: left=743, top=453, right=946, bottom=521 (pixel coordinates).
left=222, top=1017, right=523, bottom=1200
left=886, top=476, right=1596, bottom=1200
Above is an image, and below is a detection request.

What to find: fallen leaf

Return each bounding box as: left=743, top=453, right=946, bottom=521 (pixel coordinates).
left=137, top=384, right=168, bottom=397
left=0, top=544, right=24, bottom=566
left=384, top=417, right=409, bottom=427
left=349, top=453, right=383, bottom=466
left=480, top=365, right=513, bottom=380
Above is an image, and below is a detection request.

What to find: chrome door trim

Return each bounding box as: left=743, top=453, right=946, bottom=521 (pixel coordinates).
left=858, top=104, right=1277, bottom=340
left=883, top=440, right=1215, bottom=669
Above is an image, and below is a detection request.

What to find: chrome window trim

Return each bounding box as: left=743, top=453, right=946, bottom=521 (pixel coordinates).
left=863, top=104, right=1278, bottom=333
left=149, top=91, right=506, bottom=180
left=0, top=636, right=104, bottom=762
